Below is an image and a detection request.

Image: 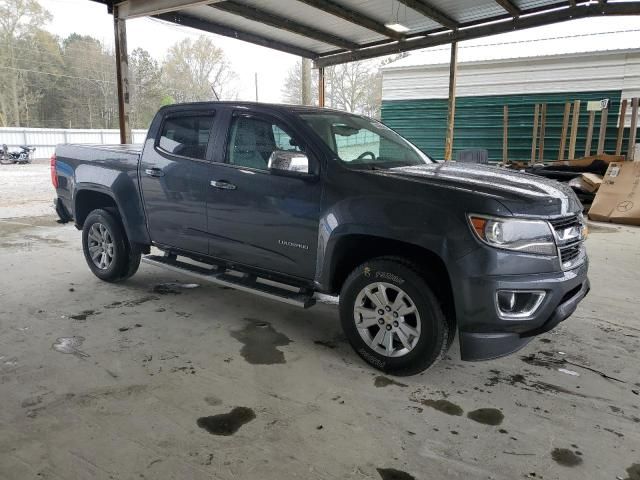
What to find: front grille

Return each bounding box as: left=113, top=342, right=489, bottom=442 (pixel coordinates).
left=549, top=215, right=585, bottom=270
left=559, top=240, right=582, bottom=264
left=549, top=215, right=582, bottom=231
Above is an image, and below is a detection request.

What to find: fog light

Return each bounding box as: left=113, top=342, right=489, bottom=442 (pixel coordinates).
left=496, top=290, right=546, bottom=319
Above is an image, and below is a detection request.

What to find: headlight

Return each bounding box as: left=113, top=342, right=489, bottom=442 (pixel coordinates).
left=578, top=213, right=588, bottom=239
left=468, top=214, right=556, bottom=256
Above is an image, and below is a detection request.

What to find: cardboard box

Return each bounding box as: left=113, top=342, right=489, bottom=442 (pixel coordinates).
left=588, top=162, right=640, bottom=225
left=580, top=173, right=603, bottom=193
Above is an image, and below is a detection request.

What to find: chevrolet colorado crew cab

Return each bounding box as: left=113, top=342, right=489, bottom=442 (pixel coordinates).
left=52, top=102, right=590, bottom=375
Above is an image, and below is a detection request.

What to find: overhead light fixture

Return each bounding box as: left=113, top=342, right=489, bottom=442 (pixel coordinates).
left=385, top=22, right=410, bottom=33
left=386, top=0, right=409, bottom=34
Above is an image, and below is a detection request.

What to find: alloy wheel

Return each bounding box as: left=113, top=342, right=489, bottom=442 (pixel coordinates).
left=87, top=222, right=115, bottom=270
left=353, top=282, right=422, bottom=358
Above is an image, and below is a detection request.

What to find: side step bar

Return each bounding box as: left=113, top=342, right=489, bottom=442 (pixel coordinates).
left=141, top=255, right=316, bottom=309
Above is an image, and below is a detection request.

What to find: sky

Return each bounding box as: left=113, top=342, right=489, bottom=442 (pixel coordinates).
left=37, top=0, right=640, bottom=103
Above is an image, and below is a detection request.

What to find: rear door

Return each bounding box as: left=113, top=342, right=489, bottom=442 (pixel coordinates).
left=140, top=108, right=219, bottom=254
left=206, top=109, right=321, bottom=280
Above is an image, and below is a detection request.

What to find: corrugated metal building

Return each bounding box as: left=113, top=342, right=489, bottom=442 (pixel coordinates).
left=381, top=30, right=640, bottom=162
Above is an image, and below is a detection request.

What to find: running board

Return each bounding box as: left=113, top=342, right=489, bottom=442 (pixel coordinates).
left=141, top=255, right=316, bottom=309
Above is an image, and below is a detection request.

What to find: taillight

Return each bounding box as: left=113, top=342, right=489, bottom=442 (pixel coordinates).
left=50, top=153, right=58, bottom=188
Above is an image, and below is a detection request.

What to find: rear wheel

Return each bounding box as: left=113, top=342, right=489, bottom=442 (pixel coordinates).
left=339, top=257, right=449, bottom=376
left=82, top=209, right=140, bottom=282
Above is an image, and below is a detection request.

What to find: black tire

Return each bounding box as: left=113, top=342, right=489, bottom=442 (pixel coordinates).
left=119, top=245, right=141, bottom=281
left=82, top=209, right=141, bottom=282
left=339, top=256, right=449, bottom=376
left=102, top=207, right=141, bottom=281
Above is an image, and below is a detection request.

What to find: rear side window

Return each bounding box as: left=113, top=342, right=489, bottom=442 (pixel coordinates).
left=158, top=114, right=215, bottom=160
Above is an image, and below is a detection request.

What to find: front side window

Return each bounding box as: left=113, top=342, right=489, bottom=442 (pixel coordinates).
left=299, top=112, right=431, bottom=169
left=158, top=113, right=215, bottom=161
left=227, top=115, right=302, bottom=171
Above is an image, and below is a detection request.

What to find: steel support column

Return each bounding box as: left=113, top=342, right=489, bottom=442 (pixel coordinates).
left=301, top=58, right=312, bottom=105
left=318, top=67, right=325, bottom=107
left=114, top=6, right=132, bottom=144
left=444, top=41, right=458, bottom=162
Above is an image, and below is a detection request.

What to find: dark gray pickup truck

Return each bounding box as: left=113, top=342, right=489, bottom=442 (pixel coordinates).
left=52, top=102, right=589, bottom=375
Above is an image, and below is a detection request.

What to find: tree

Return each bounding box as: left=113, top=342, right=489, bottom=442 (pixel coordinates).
left=281, top=59, right=380, bottom=117
left=0, top=10, right=238, bottom=129
left=281, top=59, right=319, bottom=106
left=281, top=54, right=409, bottom=118
left=162, top=36, right=237, bottom=102
left=130, top=48, right=163, bottom=129
left=15, top=29, right=64, bottom=127
left=60, top=34, right=117, bottom=128
left=0, top=0, right=52, bottom=126
left=328, top=61, right=380, bottom=117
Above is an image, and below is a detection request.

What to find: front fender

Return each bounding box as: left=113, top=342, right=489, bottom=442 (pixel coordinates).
left=314, top=195, right=476, bottom=290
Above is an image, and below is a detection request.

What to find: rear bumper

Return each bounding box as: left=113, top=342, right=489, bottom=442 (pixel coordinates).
left=456, top=259, right=589, bottom=361
left=53, top=197, right=72, bottom=223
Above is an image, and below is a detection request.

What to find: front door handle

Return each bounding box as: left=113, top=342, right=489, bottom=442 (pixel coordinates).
left=144, top=167, right=164, bottom=177
left=210, top=180, right=237, bottom=190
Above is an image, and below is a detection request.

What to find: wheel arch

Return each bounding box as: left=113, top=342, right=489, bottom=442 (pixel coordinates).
left=324, top=234, right=456, bottom=334
left=74, top=188, right=118, bottom=229
left=74, top=186, right=151, bottom=250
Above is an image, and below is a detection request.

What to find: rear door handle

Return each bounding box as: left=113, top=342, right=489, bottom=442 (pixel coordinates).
left=210, top=180, right=237, bottom=190
left=144, top=168, right=164, bottom=177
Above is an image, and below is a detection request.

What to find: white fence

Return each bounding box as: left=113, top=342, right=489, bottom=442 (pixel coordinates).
left=0, top=127, right=148, bottom=159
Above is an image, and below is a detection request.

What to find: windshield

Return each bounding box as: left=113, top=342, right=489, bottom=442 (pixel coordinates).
left=299, top=112, right=432, bottom=168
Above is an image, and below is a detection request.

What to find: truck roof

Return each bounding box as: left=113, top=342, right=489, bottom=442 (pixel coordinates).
left=159, top=101, right=363, bottom=117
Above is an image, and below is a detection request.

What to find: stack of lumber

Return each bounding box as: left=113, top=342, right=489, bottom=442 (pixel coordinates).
left=501, top=97, right=638, bottom=221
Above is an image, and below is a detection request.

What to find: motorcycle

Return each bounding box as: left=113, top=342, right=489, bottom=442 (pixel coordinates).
left=1, top=144, right=36, bottom=164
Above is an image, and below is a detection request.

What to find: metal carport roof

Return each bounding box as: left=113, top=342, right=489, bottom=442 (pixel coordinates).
left=93, top=0, right=640, bottom=67
left=91, top=0, right=640, bottom=159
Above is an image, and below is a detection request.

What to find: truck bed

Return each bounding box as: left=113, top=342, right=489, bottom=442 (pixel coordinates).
left=55, top=144, right=143, bottom=168
left=85, top=144, right=143, bottom=154
left=59, top=143, right=143, bottom=156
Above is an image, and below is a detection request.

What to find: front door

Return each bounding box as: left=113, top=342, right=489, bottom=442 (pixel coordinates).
left=140, top=109, right=218, bottom=254
left=206, top=111, right=321, bottom=280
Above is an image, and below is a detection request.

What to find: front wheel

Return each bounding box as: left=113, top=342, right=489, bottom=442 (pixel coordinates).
left=82, top=209, right=140, bottom=282
left=339, top=257, right=449, bottom=376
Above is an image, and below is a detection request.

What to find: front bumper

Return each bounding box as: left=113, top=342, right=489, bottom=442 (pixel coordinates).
left=455, top=257, right=589, bottom=361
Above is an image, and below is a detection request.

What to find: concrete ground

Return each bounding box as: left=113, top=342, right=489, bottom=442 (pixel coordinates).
left=0, top=165, right=639, bottom=480
left=0, top=161, right=53, bottom=219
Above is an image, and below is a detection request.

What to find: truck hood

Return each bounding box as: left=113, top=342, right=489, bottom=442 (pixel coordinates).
left=381, top=162, right=582, bottom=216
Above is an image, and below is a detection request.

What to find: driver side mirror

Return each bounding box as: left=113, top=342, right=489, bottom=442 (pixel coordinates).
left=268, top=150, right=313, bottom=177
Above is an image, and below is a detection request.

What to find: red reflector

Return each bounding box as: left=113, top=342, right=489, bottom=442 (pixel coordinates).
left=50, top=154, right=58, bottom=189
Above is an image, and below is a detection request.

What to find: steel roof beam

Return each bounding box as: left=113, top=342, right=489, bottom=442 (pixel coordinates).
left=396, top=0, right=458, bottom=30
left=293, top=0, right=405, bottom=41
left=114, top=0, right=223, bottom=19
left=314, top=1, right=640, bottom=67
left=493, top=0, right=521, bottom=18
left=210, top=1, right=359, bottom=50
left=154, top=11, right=318, bottom=59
